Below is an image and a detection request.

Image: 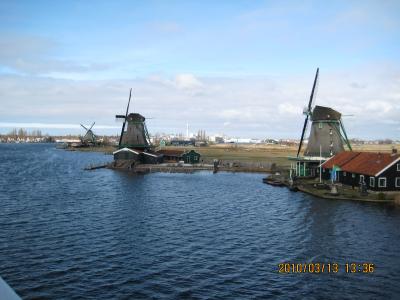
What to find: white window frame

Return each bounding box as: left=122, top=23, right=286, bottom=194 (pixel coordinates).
left=378, top=177, right=387, bottom=188
left=359, top=175, right=364, bottom=184
left=343, top=172, right=347, bottom=176
left=397, top=163, right=400, bottom=171
left=370, top=177, right=375, bottom=187
left=396, top=177, right=400, bottom=188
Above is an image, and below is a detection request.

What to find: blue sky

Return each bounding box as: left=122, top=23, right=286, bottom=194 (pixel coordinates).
left=1, top=0, right=399, bottom=138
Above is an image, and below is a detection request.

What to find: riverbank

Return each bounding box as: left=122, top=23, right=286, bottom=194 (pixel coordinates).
left=264, top=174, right=400, bottom=203
left=69, top=143, right=397, bottom=166
left=105, top=162, right=274, bottom=174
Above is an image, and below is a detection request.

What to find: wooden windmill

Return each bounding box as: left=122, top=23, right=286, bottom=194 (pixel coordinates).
left=297, top=68, right=352, bottom=159
left=80, top=122, right=97, bottom=145
left=116, top=89, right=152, bottom=150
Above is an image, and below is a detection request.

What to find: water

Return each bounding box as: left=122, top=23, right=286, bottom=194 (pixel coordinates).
left=1, top=144, right=400, bottom=299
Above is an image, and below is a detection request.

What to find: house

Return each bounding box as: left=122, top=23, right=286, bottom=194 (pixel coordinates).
left=182, top=150, right=201, bottom=164
left=113, top=148, right=163, bottom=164
left=321, top=150, right=400, bottom=191
left=155, top=149, right=201, bottom=164
left=156, top=149, right=185, bottom=162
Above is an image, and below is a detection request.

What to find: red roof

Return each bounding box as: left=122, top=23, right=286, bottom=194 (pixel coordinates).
left=322, top=151, right=361, bottom=169
left=322, top=151, right=400, bottom=176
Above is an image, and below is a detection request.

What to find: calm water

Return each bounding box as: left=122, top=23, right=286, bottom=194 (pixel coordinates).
left=1, top=144, right=400, bottom=299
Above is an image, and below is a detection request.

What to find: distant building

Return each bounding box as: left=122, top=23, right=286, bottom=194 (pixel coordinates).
left=321, top=150, right=400, bottom=191
left=170, top=139, right=195, bottom=146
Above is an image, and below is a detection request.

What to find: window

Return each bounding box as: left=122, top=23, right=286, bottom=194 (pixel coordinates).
left=343, top=172, right=347, bottom=176
left=397, top=163, right=400, bottom=171
left=378, top=177, right=387, bottom=188
left=319, top=122, right=323, bottom=129
left=396, top=178, right=400, bottom=188
left=359, top=175, right=365, bottom=184
left=370, top=177, right=375, bottom=187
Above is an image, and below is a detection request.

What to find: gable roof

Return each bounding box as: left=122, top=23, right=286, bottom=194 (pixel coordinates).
left=113, top=147, right=141, bottom=155
left=322, top=151, right=400, bottom=176
left=142, top=151, right=160, bottom=158
left=322, top=151, right=361, bottom=169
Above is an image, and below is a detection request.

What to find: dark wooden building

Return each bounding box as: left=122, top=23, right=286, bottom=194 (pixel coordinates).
left=113, top=148, right=163, bottom=164
left=321, top=150, right=400, bottom=191
left=182, top=150, right=201, bottom=164
left=156, top=149, right=185, bottom=162
left=156, top=149, right=201, bottom=164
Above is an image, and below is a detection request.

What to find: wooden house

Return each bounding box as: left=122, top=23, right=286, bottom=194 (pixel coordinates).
left=321, top=150, right=400, bottom=191
left=113, top=148, right=163, bottom=164
left=182, top=150, right=201, bottom=164
left=156, top=149, right=201, bottom=164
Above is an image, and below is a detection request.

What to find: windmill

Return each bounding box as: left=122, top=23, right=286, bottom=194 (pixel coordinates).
left=296, top=68, right=352, bottom=159
left=115, top=89, right=152, bottom=150
left=80, top=122, right=97, bottom=144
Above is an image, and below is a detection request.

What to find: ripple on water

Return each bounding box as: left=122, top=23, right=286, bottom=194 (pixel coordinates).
left=1, top=144, right=400, bottom=299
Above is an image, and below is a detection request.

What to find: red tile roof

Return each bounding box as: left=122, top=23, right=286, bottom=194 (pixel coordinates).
left=322, top=151, right=361, bottom=169
left=322, top=151, right=400, bottom=176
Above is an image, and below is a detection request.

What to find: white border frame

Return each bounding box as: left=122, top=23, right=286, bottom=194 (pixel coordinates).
left=378, top=177, right=387, bottom=188
left=370, top=177, right=375, bottom=187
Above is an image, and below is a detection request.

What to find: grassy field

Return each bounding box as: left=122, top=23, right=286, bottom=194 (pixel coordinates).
left=75, top=143, right=398, bottom=168
left=166, top=143, right=398, bottom=167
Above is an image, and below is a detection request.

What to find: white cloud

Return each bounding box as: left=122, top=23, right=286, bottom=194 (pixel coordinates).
left=174, top=73, right=203, bottom=90
left=0, top=65, right=399, bottom=139
left=278, top=103, right=300, bottom=115
left=365, top=101, right=393, bottom=114
left=0, top=122, right=119, bottom=129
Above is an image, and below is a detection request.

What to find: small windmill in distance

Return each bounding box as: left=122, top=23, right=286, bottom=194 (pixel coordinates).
left=80, top=122, right=97, bottom=145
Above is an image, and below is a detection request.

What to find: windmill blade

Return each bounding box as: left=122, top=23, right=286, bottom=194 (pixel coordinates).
left=80, top=124, right=88, bottom=131
left=308, top=67, right=319, bottom=112
left=296, top=68, right=318, bottom=157
left=297, top=115, right=309, bottom=157
left=339, top=118, right=352, bottom=151
left=89, top=122, right=95, bottom=131
left=118, top=88, right=132, bottom=147
left=125, top=88, right=132, bottom=118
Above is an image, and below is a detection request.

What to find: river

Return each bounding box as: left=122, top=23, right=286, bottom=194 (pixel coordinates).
left=0, top=144, right=399, bottom=299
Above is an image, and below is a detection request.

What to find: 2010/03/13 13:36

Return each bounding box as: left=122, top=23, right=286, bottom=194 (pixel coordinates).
left=278, top=263, right=375, bottom=274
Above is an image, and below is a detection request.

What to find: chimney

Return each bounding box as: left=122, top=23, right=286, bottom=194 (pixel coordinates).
left=392, top=148, right=398, bottom=156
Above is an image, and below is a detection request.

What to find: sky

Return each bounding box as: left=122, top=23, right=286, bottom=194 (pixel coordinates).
left=0, top=0, right=399, bottom=139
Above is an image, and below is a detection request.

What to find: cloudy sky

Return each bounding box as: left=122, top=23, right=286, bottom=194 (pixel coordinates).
left=0, top=0, right=399, bottom=139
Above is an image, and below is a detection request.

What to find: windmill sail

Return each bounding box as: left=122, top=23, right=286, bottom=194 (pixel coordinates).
left=117, top=88, right=132, bottom=147
left=297, top=68, right=319, bottom=157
